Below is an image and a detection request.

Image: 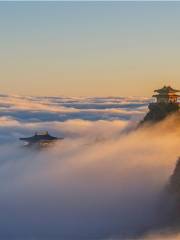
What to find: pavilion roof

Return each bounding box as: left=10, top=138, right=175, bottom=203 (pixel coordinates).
left=19, top=131, right=61, bottom=143
left=154, top=86, right=180, bottom=94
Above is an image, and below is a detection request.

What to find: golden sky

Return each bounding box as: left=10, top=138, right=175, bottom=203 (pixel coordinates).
left=1, top=2, right=180, bottom=96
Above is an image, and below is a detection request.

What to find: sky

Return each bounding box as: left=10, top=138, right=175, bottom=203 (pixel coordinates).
left=0, top=2, right=180, bottom=96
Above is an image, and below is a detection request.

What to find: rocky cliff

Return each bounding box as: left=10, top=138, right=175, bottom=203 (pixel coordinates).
left=168, top=158, right=180, bottom=196
left=165, top=158, right=180, bottom=225
left=141, top=102, right=179, bottom=124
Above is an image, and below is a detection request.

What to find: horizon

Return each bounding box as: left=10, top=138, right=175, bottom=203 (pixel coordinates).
left=1, top=84, right=179, bottom=98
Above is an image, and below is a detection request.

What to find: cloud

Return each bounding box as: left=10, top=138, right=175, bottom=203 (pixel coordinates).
left=0, top=95, right=149, bottom=122
left=0, top=95, right=178, bottom=239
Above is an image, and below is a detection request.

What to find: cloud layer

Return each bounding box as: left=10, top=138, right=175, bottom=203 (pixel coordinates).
left=0, top=94, right=149, bottom=122
left=0, top=95, right=179, bottom=240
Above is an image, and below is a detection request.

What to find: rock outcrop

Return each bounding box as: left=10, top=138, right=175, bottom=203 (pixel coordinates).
left=168, top=158, right=180, bottom=197
left=165, top=158, right=180, bottom=225
left=142, top=102, right=179, bottom=124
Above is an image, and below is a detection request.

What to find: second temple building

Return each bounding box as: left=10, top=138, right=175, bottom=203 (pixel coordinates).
left=20, top=131, right=63, bottom=148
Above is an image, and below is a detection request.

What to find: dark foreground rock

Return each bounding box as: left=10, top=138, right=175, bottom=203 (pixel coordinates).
left=165, top=158, right=180, bottom=226
left=168, top=158, right=180, bottom=196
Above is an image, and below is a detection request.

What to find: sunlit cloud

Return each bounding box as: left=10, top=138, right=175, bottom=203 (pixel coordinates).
left=0, top=95, right=178, bottom=239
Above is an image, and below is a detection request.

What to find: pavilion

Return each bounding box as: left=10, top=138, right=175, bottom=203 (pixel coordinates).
left=20, top=131, right=63, bottom=147
left=141, top=85, right=180, bottom=123
left=153, top=86, right=180, bottom=104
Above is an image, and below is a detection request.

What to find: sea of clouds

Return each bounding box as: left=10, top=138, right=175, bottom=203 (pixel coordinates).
left=0, top=94, right=180, bottom=240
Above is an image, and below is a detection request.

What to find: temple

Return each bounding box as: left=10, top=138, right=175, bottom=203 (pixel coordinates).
left=141, top=85, right=180, bottom=124
left=20, top=131, right=63, bottom=147
left=153, top=86, right=180, bottom=104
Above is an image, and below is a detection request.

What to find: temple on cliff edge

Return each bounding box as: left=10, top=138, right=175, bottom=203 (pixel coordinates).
left=142, top=86, right=180, bottom=123
left=20, top=131, right=63, bottom=148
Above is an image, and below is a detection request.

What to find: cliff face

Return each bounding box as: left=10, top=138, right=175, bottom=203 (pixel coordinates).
left=166, top=158, right=180, bottom=225
left=141, top=102, right=179, bottom=124
left=168, top=158, right=180, bottom=196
